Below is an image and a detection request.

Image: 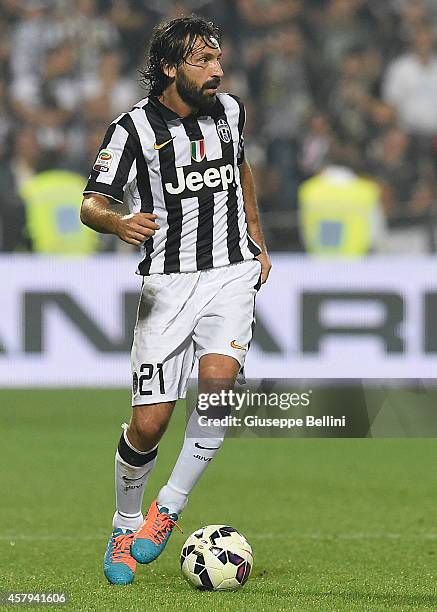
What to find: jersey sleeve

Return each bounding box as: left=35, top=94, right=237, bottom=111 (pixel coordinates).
left=83, top=119, right=138, bottom=204
left=232, top=96, right=246, bottom=166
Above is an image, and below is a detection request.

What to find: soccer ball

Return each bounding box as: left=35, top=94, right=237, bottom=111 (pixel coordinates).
left=180, top=524, right=253, bottom=591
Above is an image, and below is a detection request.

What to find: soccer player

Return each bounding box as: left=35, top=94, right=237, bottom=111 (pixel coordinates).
left=80, top=15, right=271, bottom=585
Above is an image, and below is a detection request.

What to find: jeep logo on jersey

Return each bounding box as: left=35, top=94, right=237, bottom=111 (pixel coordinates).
left=165, top=164, right=234, bottom=195
left=216, top=118, right=232, bottom=143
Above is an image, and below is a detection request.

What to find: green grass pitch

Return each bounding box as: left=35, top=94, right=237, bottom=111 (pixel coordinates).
left=1, top=390, right=436, bottom=611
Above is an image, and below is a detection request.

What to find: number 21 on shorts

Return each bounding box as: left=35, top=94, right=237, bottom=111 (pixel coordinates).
left=138, top=363, right=166, bottom=395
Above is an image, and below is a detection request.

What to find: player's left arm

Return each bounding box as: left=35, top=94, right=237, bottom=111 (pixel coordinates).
left=240, top=158, right=272, bottom=284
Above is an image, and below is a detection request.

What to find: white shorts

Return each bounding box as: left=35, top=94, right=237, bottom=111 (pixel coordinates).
left=131, top=259, right=262, bottom=406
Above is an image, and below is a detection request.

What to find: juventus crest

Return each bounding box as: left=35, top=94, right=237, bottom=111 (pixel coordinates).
left=216, top=118, right=232, bottom=143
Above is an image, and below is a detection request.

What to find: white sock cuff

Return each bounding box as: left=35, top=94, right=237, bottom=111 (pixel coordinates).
left=121, top=423, right=159, bottom=455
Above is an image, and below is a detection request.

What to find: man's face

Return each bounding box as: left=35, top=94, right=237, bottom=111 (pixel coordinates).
left=174, top=37, right=223, bottom=110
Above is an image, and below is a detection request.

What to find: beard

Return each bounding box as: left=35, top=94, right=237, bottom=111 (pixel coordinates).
left=175, top=69, right=220, bottom=111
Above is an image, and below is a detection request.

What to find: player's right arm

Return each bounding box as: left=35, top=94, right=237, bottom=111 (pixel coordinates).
left=80, top=194, right=160, bottom=246
left=81, top=116, right=160, bottom=245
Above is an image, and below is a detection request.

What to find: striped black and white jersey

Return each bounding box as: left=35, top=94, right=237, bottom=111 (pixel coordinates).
left=83, top=93, right=261, bottom=275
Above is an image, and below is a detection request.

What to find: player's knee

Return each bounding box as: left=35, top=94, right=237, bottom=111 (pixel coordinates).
left=131, top=413, right=169, bottom=445
left=199, top=375, right=236, bottom=401
left=199, top=355, right=241, bottom=382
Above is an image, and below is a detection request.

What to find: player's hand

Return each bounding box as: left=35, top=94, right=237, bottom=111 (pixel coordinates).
left=256, top=251, right=272, bottom=284
left=115, top=213, right=160, bottom=245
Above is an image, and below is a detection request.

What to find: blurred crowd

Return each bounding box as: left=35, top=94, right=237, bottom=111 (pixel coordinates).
left=1, top=0, right=437, bottom=253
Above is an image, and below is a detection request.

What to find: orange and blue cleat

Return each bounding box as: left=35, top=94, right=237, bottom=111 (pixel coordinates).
left=104, top=528, right=136, bottom=585
left=130, top=500, right=182, bottom=564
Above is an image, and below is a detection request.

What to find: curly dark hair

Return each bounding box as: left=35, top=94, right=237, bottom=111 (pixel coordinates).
left=140, top=15, right=221, bottom=95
